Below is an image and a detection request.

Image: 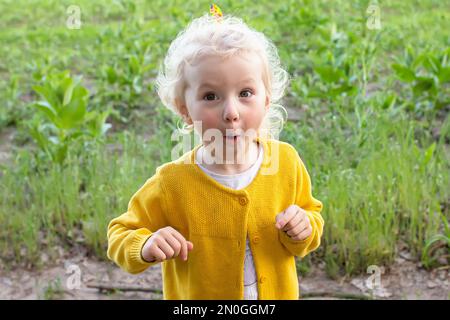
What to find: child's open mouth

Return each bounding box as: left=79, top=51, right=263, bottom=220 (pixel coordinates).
left=223, top=135, right=240, bottom=143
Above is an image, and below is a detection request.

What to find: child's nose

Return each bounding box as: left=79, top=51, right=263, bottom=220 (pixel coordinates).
left=222, top=98, right=240, bottom=122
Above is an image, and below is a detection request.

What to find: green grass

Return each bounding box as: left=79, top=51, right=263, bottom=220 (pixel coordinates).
left=0, top=0, right=449, bottom=278
left=0, top=131, right=163, bottom=268
left=282, top=109, right=449, bottom=275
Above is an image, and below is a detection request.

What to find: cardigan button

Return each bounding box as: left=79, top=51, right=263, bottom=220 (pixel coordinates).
left=259, top=276, right=267, bottom=284
left=238, top=197, right=248, bottom=205
left=252, top=236, right=260, bottom=244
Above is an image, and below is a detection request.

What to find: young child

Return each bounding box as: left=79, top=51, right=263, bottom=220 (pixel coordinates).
left=107, top=9, right=324, bottom=300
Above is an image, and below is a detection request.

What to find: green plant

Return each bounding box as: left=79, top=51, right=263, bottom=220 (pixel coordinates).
left=29, top=70, right=111, bottom=164
left=95, top=22, right=157, bottom=122
left=421, top=212, right=450, bottom=269
left=296, top=256, right=312, bottom=277
left=282, top=106, right=449, bottom=276
left=0, top=130, right=161, bottom=266
left=392, top=47, right=450, bottom=117
left=41, top=278, right=64, bottom=300
left=291, top=20, right=382, bottom=114
left=0, top=75, right=21, bottom=129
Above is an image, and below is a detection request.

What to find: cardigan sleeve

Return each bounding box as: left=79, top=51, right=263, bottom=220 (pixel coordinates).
left=107, top=172, right=166, bottom=274
left=278, top=147, right=324, bottom=258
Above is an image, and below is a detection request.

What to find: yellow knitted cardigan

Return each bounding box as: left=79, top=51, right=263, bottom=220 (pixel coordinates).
left=107, top=138, right=324, bottom=299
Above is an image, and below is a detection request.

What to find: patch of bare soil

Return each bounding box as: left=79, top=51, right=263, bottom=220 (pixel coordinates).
left=0, top=248, right=163, bottom=300
left=300, top=258, right=449, bottom=300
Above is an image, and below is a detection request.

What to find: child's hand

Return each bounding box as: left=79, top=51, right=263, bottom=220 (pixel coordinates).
left=275, top=205, right=312, bottom=241
left=141, top=226, right=194, bottom=263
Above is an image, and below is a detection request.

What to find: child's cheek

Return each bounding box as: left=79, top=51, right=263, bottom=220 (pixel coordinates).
left=245, top=107, right=266, bottom=128
left=201, top=112, right=220, bottom=131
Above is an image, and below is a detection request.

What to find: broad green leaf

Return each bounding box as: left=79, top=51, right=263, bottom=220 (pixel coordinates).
left=315, top=65, right=344, bottom=83
left=129, top=55, right=140, bottom=75
left=59, top=86, right=88, bottom=129
left=422, top=55, right=440, bottom=75
left=69, top=131, right=85, bottom=140
left=105, top=66, right=118, bottom=84
left=382, top=93, right=397, bottom=109
left=62, top=77, right=74, bottom=106
left=33, top=101, right=57, bottom=123
left=87, top=109, right=112, bottom=138
left=392, top=64, right=416, bottom=82
left=84, top=111, right=98, bottom=122
left=413, top=76, right=435, bottom=96
left=33, top=85, right=60, bottom=110
left=65, top=75, right=83, bottom=106
left=412, top=53, right=426, bottom=69
left=307, top=88, right=324, bottom=98
left=438, top=66, right=450, bottom=83
left=330, top=84, right=356, bottom=96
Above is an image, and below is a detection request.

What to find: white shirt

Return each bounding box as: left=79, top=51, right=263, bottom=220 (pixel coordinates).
left=194, top=143, right=264, bottom=300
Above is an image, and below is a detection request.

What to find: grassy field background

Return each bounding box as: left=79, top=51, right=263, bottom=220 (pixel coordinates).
left=0, top=0, right=449, bottom=282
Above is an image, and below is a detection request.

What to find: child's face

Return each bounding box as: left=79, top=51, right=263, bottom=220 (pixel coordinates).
left=180, top=52, right=270, bottom=150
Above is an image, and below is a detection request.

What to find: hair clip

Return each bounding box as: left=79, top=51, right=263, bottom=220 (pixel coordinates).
left=210, top=4, right=223, bottom=22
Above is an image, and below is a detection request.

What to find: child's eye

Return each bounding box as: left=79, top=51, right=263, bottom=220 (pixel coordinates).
left=240, top=90, right=253, bottom=98
left=203, top=93, right=217, bottom=101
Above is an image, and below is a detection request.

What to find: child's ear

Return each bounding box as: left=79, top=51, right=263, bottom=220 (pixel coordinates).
left=175, top=98, right=193, bottom=125
left=265, top=95, right=270, bottom=111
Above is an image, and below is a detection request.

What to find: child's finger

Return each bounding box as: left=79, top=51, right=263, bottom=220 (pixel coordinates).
left=170, top=229, right=190, bottom=261
left=187, top=241, right=194, bottom=251
left=165, top=234, right=182, bottom=258
left=292, top=225, right=312, bottom=241
left=275, top=208, right=295, bottom=229
left=286, top=219, right=307, bottom=237
left=274, top=211, right=285, bottom=229
left=156, top=239, right=175, bottom=259
left=150, top=247, right=167, bottom=262
left=282, top=211, right=302, bottom=232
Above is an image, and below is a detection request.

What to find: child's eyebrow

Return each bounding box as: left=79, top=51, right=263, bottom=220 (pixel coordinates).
left=198, top=82, right=219, bottom=90
left=197, top=78, right=256, bottom=90
left=238, top=77, right=257, bottom=84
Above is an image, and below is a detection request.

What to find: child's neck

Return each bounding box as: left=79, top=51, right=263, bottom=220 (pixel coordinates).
left=199, top=140, right=260, bottom=175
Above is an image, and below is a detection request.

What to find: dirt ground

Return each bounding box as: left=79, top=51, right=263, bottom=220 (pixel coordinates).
left=0, top=246, right=448, bottom=300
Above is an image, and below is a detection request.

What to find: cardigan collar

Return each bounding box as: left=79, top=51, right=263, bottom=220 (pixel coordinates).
left=182, top=136, right=277, bottom=194
left=188, top=136, right=272, bottom=170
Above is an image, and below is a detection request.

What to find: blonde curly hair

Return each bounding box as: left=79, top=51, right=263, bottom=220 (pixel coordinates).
left=155, top=13, right=290, bottom=140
